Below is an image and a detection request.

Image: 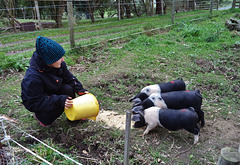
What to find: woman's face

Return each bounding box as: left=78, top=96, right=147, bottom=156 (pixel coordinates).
left=48, top=57, right=64, bottom=68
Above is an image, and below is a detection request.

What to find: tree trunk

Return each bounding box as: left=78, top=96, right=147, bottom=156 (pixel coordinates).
left=4, top=0, right=16, bottom=32
left=156, top=0, right=166, bottom=15
left=141, top=0, right=148, bottom=15
left=120, top=5, right=124, bottom=19
left=232, top=0, right=236, bottom=8
left=52, top=0, right=65, bottom=28
left=116, top=0, right=124, bottom=20
left=87, top=0, right=95, bottom=23
left=132, top=0, right=140, bottom=16
left=99, top=11, right=104, bottom=18
left=118, top=0, right=124, bottom=19
left=156, top=0, right=161, bottom=14
left=124, top=0, right=131, bottom=18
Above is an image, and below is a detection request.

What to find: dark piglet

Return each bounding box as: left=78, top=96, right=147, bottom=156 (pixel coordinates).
left=159, top=78, right=186, bottom=93
left=143, top=107, right=200, bottom=144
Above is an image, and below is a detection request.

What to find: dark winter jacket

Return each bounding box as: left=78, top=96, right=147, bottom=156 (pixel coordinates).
left=21, top=51, right=87, bottom=113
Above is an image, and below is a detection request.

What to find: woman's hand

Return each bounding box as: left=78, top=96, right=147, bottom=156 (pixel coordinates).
left=65, top=97, right=73, bottom=109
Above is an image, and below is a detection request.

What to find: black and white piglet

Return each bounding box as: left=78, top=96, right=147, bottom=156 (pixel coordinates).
left=140, top=90, right=205, bottom=127
left=143, top=107, right=200, bottom=144
left=130, top=78, right=186, bottom=104
left=131, top=95, right=167, bottom=128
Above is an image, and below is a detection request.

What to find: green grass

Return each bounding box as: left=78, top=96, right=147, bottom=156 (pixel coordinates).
left=0, top=8, right=240, bottom=164
left=0, top=9, right=215, bottom=71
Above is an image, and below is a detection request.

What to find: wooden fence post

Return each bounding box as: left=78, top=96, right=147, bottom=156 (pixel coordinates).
left=217, top=147, right=240, bottom=165
left=34, top=0, right=42, bottom=30
left=67, top=0, right=75, bottom=48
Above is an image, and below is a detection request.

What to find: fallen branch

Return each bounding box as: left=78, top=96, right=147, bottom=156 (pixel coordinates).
left=174, top=144, right=194, bottom=157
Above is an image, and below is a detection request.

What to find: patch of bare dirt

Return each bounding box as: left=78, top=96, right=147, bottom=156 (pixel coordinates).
left=96, top=110, right=134, bottom=130
left=212, top=120, right=239, bottom=140
left=195, top=58, right=215, bottom=73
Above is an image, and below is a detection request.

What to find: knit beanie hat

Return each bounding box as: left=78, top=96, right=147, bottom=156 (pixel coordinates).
left=36, top=36, right=65, bottom=65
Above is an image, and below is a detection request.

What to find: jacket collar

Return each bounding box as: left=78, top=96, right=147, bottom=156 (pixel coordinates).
left=30, top=51, right=58, bottom=72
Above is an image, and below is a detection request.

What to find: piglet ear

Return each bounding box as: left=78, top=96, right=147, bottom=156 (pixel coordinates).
left=129, top=92, right=141, bottom=102
left=178, top=77, right=183, bottom=81
left=189, top=107, right=196, bottom=112
left=132, top=98, right=142, bottom=106
left=129, top=92, right=142, bottom=102
left=129, top=95, right=136, bottom=102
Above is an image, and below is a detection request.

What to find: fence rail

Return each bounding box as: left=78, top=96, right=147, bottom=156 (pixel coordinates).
left=196, top=1, right=219, bottom=10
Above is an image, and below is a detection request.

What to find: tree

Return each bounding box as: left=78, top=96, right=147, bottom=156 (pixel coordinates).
left=51, top=0, right=66, bottom=28
left=124, top=0, right=132, bottom=18
left=141, top=0, right=148, bottom=15
left=3, top=0, right=22, bottom=32
left=232, top=0, right=236, bottom=8
left=86, top=0, right=113, bottom=23
left=87, top=0, right=95, bottom=23
left=156, top=0, right=166, bottom=15
left=132, top=0, right=140, bottom=17
left=156, top=0, right=161, bottom=14
left=97, top=0, right=114, bottom=19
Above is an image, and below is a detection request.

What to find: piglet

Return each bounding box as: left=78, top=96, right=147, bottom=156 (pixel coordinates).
left=143, top=107, right=200, bottom=144
left=141, top=90, right=205, bottom=127
left=129, top=78, right=186, bottom=103
left=131, top=94, right=167, bottom=128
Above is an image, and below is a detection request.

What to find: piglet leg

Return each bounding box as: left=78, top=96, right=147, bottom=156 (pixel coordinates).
left=143, top=107, right=159, bottom=136
left=143, top=124, right=157, bottom=135
left=193, top=133, right=199, bottom=144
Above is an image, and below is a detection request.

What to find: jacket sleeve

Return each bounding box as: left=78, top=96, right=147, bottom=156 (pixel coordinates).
left=21, top=74, right=69, bottom=112
left=61, top=62, right=87, bottom=93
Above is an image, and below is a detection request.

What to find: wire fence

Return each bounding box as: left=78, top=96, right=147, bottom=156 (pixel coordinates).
left=0, top=16, right=210, bottom=72
left=0, top=115, right=83, bottom=165
left=0, top=0, right=218, bottom=30
left=0, top=0, right=220, bottom=71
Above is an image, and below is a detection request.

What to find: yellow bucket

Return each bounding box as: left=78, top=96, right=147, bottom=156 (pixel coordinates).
left=64, top=93, right=99, bottom=121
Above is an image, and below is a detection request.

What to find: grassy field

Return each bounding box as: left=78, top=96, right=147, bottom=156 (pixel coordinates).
left=0, top=10, right=215, bottom=71
left=0, top=9, right=239, bottom=164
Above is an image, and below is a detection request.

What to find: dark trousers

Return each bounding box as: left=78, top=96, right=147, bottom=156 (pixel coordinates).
left=35, top=84, right=75, bottom=125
